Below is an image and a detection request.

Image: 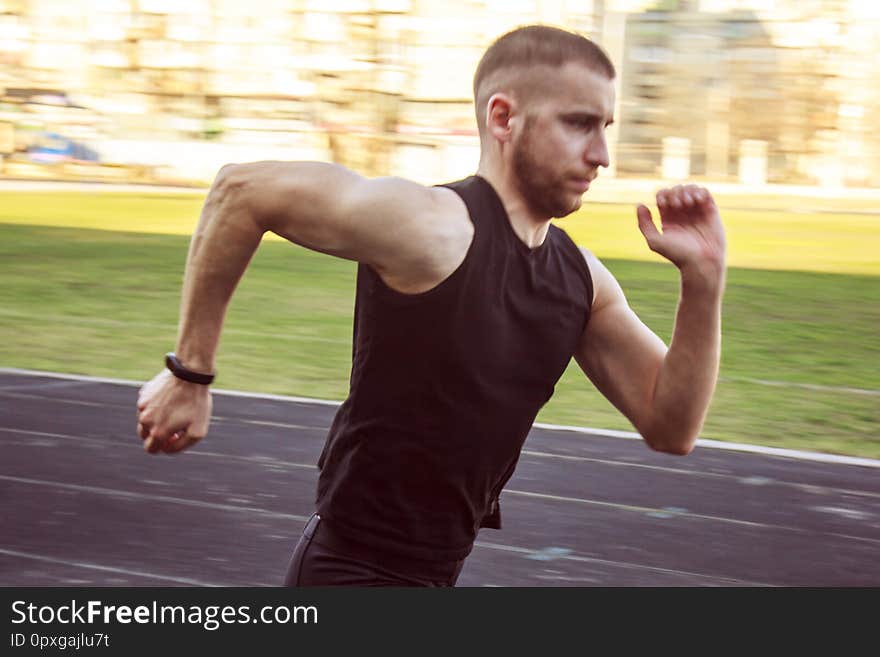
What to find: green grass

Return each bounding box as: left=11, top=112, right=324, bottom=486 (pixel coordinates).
left=2, top=222, right=878, bottom=458
left=557, top=202, right=880, bottom=276
left=2, top=190, right=879, bottom=275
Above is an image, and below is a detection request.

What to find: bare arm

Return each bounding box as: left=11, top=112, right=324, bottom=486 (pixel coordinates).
left=177, top=161, right=469, bottom=372
left=576, top=184, right=726, bottom=455
left=137, top=161, right=469, bottom=454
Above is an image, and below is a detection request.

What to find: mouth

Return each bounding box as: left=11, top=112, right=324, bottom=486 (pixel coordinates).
left=570, top=178, right=592, bottom=193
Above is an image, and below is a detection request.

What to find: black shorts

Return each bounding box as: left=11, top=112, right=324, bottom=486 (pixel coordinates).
left=284, top=514, right=465, bottom=587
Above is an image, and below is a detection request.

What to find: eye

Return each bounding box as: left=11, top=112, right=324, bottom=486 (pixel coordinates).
left=564, top=116, right=597, bottom=131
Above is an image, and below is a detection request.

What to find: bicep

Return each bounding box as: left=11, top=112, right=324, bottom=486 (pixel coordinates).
left=575, top=256, right=667, bottom=435
left=238, top=161, right=458, bottom=268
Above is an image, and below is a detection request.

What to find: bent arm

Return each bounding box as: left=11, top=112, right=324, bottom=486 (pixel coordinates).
left=139, top=160, right=468, bottom=455
left=174, top=161, right=467, bottom=372
left=576, top=252, right=724, bottom=455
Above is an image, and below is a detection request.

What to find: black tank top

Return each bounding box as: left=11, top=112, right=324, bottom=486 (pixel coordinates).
left=315, top=175, right=593, bottom=562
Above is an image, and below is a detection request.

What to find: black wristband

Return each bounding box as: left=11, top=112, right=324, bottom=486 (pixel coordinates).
left=165, top=352, right=215, bottom=385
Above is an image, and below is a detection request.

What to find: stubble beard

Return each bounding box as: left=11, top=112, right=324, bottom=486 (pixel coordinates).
left=511, top=125, right=581, bottom=220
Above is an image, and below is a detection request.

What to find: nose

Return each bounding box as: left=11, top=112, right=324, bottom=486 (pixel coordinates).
left=586, top=131, right=610, bottom=169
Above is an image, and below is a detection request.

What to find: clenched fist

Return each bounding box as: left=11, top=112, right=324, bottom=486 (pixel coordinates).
left=136, top=369, right=212, bottom=454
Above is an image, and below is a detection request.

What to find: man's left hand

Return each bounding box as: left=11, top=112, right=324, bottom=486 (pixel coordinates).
left=636, top=184, right=727, bottom=280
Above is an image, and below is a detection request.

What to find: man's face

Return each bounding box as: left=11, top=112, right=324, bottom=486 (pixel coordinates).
left=510, top=63, right=615, bottom=219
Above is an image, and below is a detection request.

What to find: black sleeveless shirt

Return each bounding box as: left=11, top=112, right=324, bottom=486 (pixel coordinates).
left=315, top=175, right=593, bottom=562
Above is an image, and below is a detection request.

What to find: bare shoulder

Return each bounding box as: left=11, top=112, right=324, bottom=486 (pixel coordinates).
left=356, top=177, right=473, bottom=293
left=231, top=161, right=473, bottom=292
left=348, top=175, right=467, bottom=223
left=369, top=178, right=474, bottom=264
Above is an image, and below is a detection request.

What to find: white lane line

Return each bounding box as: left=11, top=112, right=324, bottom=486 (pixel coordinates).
left=470, top=540, right=774, bottom=587
left=6, top=465, right=864, bottom=548
left=7, top=426, right=877, bottom=545
left=0, top=521, right=767, bottom=587
left=0, top=380, right=341, bottom=409
left=0, top=391, right=110, bottom=408
left=2, top=367, right=879, bottom=468
left=4, top=426, right=878, bottom=542
left=233, top=418, right=326, bottom=431
left=1, top=472, right=868, bottom=585
left=3, top=425, right=875, bottom=503
left=532, top=423, right=880, bottom=469
left=503, top=489, right=880, bottom=545
left=0, top=548, right=224, bottom=586
left=504, top=489, right=772, bottom=529
left=0, top=367, right=189, bottom=388
left=0, top=387, right=330, bottom=430
left=0, top=484, right=770, bottom=587
left=0, top=474, right=311, bottom=522
left=0, top=380, right=89, bottom=393
left=0, top=427, right=319, bottom=471
left=519, top=449, right=880, bottom=499
left=691, top=437, right=880, bottom=468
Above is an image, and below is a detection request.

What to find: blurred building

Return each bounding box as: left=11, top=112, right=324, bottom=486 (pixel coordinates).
left=0, top=0, right=606, bottom=182
left=617, top=0, right=880, bottom=186
left=0, top=0, right=878, bottom=186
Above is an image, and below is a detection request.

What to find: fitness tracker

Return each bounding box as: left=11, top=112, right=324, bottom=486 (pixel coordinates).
left=165, top=352, right=215, bottom=385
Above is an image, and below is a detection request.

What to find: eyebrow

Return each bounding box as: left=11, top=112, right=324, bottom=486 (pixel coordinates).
left=560, top=111, right=615, bottom=127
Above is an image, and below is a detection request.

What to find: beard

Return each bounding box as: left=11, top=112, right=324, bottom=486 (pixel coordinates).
left=511, top=122, right=582, bottom=219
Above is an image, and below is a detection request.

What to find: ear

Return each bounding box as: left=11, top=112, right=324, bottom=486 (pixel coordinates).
left=486, top=93, right=516, bottom=143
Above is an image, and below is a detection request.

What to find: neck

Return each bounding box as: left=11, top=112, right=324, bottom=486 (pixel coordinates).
left=476, top=154, right=551, bottom=250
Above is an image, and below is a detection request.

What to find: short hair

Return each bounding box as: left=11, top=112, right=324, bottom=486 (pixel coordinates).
left=473, top=25, right=616, bottom=136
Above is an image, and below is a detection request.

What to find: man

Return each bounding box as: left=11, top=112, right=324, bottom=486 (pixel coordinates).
left=136, top=25, right=726, bottom=586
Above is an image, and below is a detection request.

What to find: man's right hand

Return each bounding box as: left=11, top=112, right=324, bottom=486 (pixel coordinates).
left=136, top=369, right=212, bottom=454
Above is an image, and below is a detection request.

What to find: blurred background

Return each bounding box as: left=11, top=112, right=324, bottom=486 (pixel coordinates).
left=1, top=0, right=879, bottom=188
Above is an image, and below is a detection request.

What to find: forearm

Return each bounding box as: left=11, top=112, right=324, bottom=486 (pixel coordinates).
left=175, top=165, right=265, bottom=372
left=646, top=263, right=725, bottom=454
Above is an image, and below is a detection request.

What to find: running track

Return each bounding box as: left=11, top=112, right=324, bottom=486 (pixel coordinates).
left=1, top=369, right=878, bottom=587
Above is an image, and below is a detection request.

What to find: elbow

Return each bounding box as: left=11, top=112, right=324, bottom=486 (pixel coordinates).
left=212, top=162, right=252, bottom=198
left=206, top=162, right=264, bottom=228
left=655, top=441, right=696, bottom=457
left=642, top=428, right=697, bottom=456
left=208, top=163, right=244, bottom=206
left=212, top=162, right=241, bottom=192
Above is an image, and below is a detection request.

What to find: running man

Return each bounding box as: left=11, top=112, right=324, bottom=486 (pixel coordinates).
left=136, top=25, right=727, bottom=586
